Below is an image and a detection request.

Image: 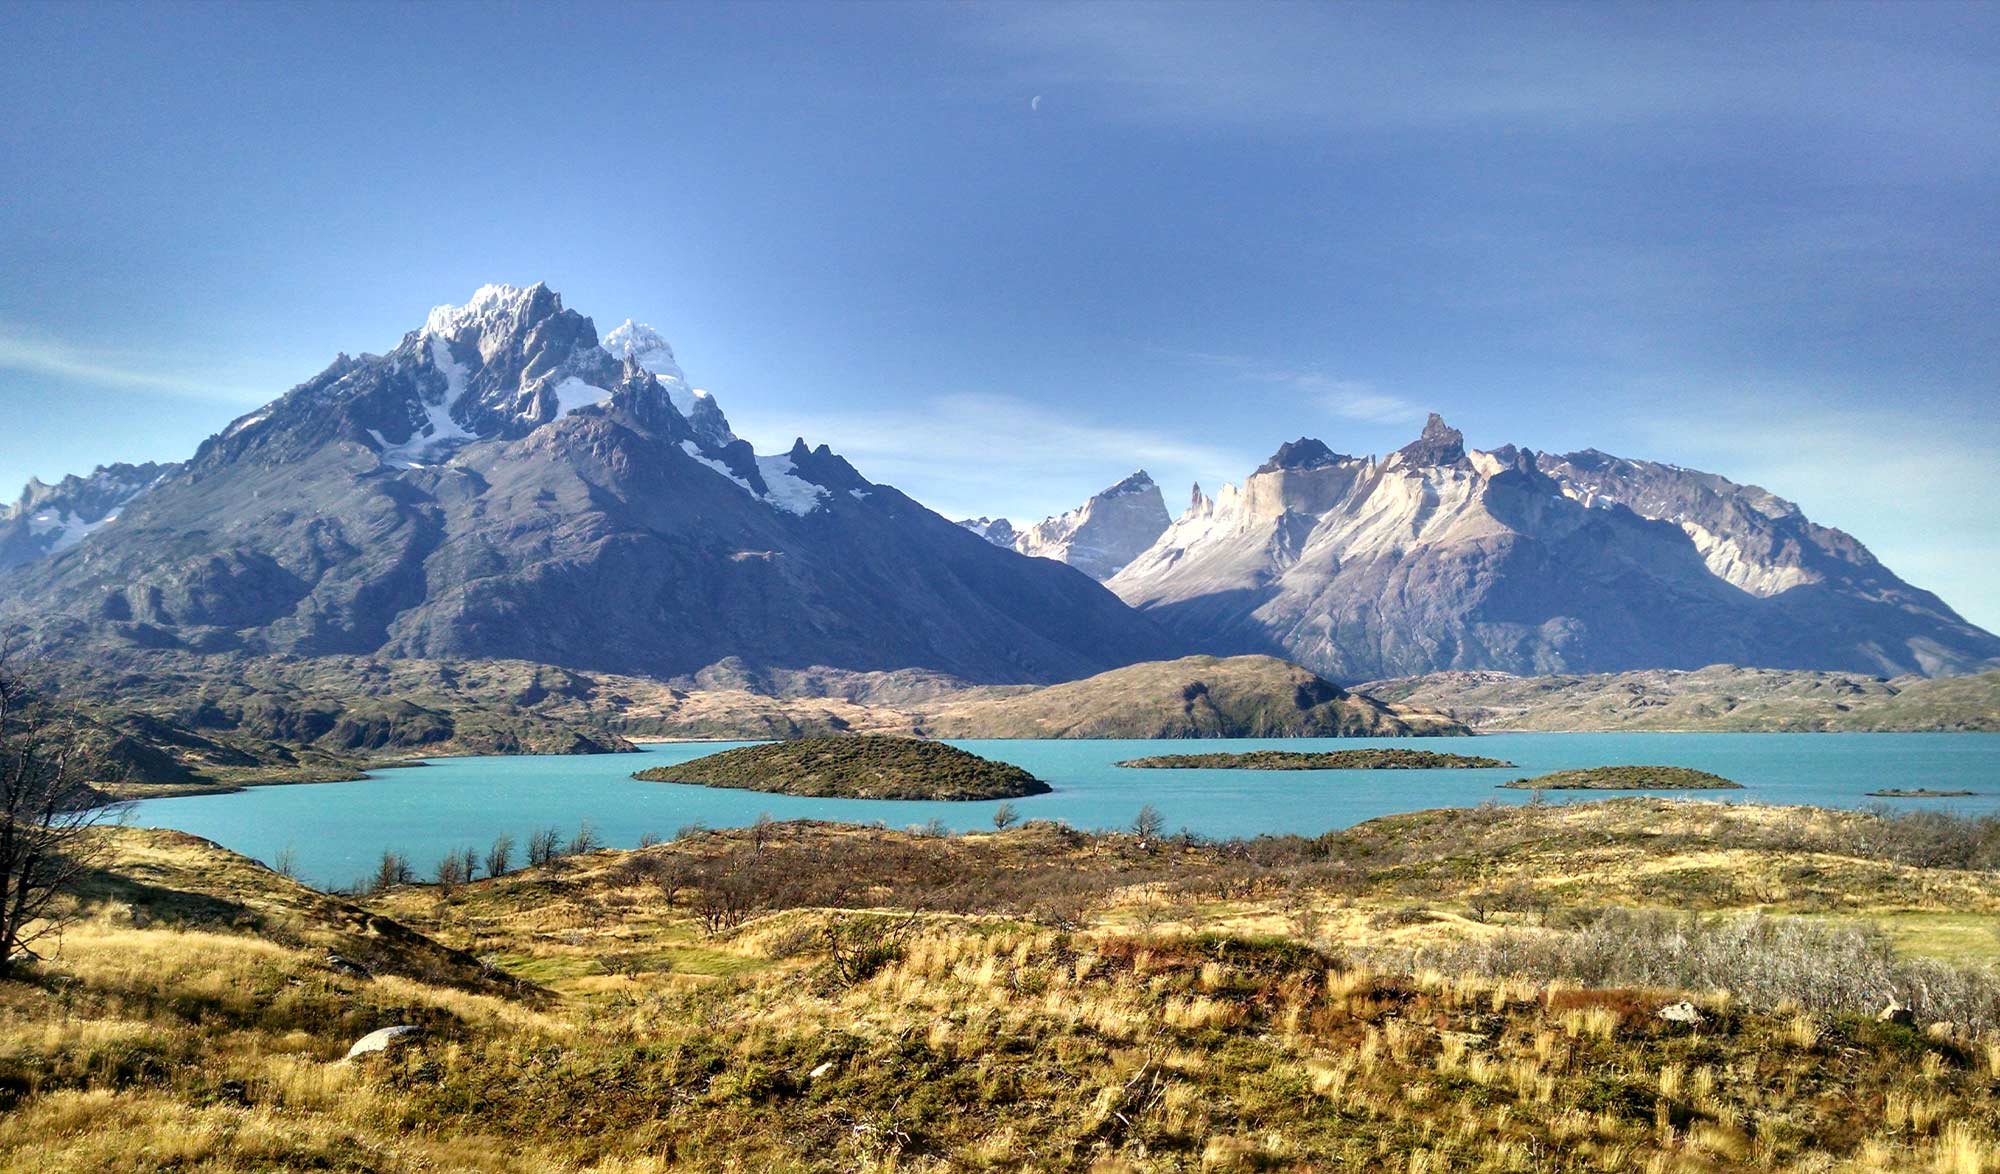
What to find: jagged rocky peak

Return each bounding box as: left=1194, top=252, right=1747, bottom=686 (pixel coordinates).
left=7, top=461, right=176, bottom=518
left=1013, top=470, right=1173, bottom=582
left=1394, top=412, right=1467, bottom=468
left=1102, top=470, right=1159, bottom=496
left=958, top=517, right=1017, bottom=547
left=420, top=282, right=573, bottom=351
left=0, top=460, right=182, bottom=570
left=1256, top=438, right=1347, bottom=474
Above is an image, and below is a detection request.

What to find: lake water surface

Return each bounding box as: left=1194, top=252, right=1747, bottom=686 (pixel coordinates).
left=126, top=733, right=2000, bottom=889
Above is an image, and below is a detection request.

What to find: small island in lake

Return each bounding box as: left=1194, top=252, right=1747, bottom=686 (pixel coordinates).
left=633, top=735, right=1051, bottom=800
left=1866, top=788, right=1978, bottom=798
left=1115, top=749, right=1515, bottom=770
left=1499, top=765, right=1743, bottom=791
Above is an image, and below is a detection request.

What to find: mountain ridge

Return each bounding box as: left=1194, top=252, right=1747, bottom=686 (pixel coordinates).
left=1107, top=415, right=1999, bottom=681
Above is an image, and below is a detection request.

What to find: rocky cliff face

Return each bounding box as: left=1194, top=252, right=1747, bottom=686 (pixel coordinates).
left=0, top=285, right=1177, bottom=683
left=0, top=461, right=181, bottom=571
left=1109, top=415, right=2000, bottom=680
left=1011, top=471, right=1172, bottom=581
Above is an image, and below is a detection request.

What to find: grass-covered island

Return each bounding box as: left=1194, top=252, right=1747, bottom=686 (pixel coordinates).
left=1868, top=788, right=1979, bottom=798
left=1499, top=765, right=1744, bottom=790
left=633, top=734, right=1052, bottom=800
left=1116, top=748, right=1514, bottom=770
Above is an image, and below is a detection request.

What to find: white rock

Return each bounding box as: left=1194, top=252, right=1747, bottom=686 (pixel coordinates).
left=342, top=1025, right=422, bottom=1061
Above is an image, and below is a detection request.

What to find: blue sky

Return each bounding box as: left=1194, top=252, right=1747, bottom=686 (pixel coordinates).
left=2, top=1, right=1996, bottom=629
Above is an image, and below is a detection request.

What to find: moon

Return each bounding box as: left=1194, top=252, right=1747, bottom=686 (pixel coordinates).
left=1030, top=95, right=1042, bottom=112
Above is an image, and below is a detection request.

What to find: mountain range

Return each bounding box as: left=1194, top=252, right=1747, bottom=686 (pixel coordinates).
left=1105, top=415, right=1999, bottom=679
left=3, top=286, right=1994, bottom=689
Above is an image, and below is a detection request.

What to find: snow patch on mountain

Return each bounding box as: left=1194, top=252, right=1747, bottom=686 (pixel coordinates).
left=368, top=338, right=481, bottom=468
left=755, top=453, right=833, bottom=515
left=679, top=441, right=830, bottom=516
left=551, top=375, right=613, bottom=416
left=29, top=509, right=120, bottom=553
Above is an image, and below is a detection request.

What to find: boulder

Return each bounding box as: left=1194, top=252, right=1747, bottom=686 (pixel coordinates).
left=1656, top=1001, right=1705, bottom=1025
left=342, top=1025, right=422, bottom=1061
left=326, top=952, right=372, bottom=979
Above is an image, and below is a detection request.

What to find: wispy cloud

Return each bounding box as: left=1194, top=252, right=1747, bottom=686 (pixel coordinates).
left=1621, top=388, right=2000, bottom=633
left=1165, top=348, right=1427, bottom=426
left=728, top=391, right=1249, bottom=522
left=0, top=329, right=267, bottom=404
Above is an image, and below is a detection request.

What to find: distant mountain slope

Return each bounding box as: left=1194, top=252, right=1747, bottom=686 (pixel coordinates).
left=959, top=471, right=1173, bottom=581
left=0, top=284, right=1177, bottom=683
left=1011, top=471, right=1172, bottom=581
left=1358, top=665, right=2000, bottom=732
left=1108, top=415, right=1999, bottom=680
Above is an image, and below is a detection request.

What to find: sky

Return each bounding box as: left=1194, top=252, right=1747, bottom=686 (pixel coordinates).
left=1, top=1, right=1995, bottom=628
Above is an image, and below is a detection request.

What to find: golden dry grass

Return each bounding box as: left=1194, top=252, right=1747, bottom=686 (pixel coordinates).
left=4, top=808, right=2000, bottom=1170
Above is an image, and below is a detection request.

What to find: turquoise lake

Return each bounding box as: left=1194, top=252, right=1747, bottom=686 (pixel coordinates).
left=125, top=733, right=2000, bottom=889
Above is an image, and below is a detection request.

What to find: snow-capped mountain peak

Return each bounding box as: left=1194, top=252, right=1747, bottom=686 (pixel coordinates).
left=601, top=318, right=736, bottom=447
left=420, top=282, right=558, bottom=344
left=601, top=319, right=681, bottom=376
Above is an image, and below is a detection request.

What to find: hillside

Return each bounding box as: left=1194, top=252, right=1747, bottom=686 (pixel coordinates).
left=1360, top=665, right=2000, bottom=731
left=633, top=735, right=1052, bottom=800
left=44, top=652, right=1462, bottom=754
left=917, top=655, right=1468, bottom=738
left=10, top=802, right=2000, bottom=1169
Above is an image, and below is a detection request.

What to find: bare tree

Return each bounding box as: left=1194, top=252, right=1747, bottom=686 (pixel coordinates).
left=992, top=802, right=1020, bottom=831
left=527, top=826, right=563, bottom=868
left=435, top=847, right=477, bottom=891
left=1132, top=804, right=1166, bottom=844
left=484, top=833, right=514, bottom=878
left=371, top=849, right=414, bottom=893
left=0, top=664, right=118, bottom=977
left=566, top=821, right=601, bottom=857
left=690, top=859, right=758, bottom=934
